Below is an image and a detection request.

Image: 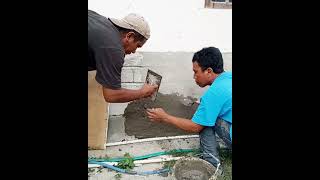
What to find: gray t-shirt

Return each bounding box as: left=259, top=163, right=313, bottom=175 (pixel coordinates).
left=88, top=10, right=125, bottom=89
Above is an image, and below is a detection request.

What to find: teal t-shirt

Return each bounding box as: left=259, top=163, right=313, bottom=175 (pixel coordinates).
left=192, top=72, right=232, bottom=140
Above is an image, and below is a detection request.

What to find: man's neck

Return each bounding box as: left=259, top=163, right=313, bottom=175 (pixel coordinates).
left=209, top=72, right=223, bottom=85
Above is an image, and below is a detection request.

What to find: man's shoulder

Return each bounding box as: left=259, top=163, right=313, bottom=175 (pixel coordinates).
left=88, top=10, right=115, bottom=34
left=204, top=75, right=231, bottom=99
left=88, top=10, right=105, bottom=20
left=214, top=72, right=232, bottom=87
left=220, top=71, right=232, bottom=79
left=88, top=10, right=98, bottom=16
left=88, top=16, right=122, bottom=51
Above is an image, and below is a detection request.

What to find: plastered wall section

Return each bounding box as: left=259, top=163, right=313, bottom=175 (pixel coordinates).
left=109, top=52, right=232, bottom=115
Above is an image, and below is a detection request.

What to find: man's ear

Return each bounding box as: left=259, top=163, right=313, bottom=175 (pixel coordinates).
left=207, top=67, right=213, bottom=74
left=126, top=31, right=135, bottom=39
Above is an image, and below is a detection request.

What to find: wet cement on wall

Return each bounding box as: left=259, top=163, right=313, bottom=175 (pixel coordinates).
left=124, top=93, right=199, bottom=138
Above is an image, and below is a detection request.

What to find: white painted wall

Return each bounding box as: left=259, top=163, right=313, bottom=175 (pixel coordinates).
left=88, top=0, right=232, bottom=52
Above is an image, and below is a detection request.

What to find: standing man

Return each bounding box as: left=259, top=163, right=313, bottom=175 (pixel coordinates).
left=88, top=10, right=157, bottom=149
left=147, top=47, right=232, bottom=170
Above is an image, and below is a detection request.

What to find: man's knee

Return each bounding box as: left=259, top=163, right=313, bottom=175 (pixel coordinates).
left=215, top=119, right=232, bottom=148
left=199, top=127, right=220, bottom=167
left=200, top=127, right=216, bottom=149
left=200, top=126, right=215, bottom=139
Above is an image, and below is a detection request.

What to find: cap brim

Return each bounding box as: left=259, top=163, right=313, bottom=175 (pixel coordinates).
left=108, top=18, right=133, bottom=30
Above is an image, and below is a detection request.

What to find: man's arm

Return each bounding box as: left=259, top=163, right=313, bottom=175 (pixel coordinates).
left=103, top=84, right=158, bottom=103
left=146, top=108, right=203, bottom=133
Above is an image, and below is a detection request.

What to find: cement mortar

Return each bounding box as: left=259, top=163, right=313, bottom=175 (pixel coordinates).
left=124, top=93, right=199, bottom=138
left=173, top=158, right=215, bottom=180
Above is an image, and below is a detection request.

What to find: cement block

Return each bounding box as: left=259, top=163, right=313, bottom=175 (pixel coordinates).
left=121, top=67, right=133, bottom=82
left=121, top=82, right=143, bottom=90
left=109, top=102, right=129, bottom=116
left=133, top=67, right=148, bottom=83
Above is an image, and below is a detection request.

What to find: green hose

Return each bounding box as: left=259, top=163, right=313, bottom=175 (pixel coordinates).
left=88, top=149, right=199, bottom=162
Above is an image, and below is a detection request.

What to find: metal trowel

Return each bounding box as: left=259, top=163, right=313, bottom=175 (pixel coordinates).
left=145, top=69, right=162, bottom=101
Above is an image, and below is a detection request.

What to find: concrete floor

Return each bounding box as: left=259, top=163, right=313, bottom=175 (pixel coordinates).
left=88, top=115, right=200, bottom=180
left=88, top=115, right=227, bottom=180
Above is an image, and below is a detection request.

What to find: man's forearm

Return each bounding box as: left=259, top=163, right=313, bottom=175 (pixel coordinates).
left=103, top=87, right=143, bottom=103
left=163, top=115, right=203, bottom=133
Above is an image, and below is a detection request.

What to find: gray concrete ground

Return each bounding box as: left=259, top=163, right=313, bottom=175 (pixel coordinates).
left=88, top=115, right=227, bottom=180
left=88, top=115, right=200, bottom=179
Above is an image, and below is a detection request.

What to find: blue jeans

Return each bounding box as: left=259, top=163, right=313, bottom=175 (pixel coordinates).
left=200, top=118, right=232, bottom=167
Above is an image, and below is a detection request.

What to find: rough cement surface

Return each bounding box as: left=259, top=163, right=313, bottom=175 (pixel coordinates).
left=107, top=116, right=136, bottom=143
left=173, top=158, right=215, bottom=180
left=124, top=93, right=199, bottom=138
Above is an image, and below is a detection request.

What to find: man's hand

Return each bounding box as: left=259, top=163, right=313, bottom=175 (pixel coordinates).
left=140, top=84, right=158, bottom=98
left=147, top=108, right=203, bottom=133
left=146, top=108, right=169, bottom=123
